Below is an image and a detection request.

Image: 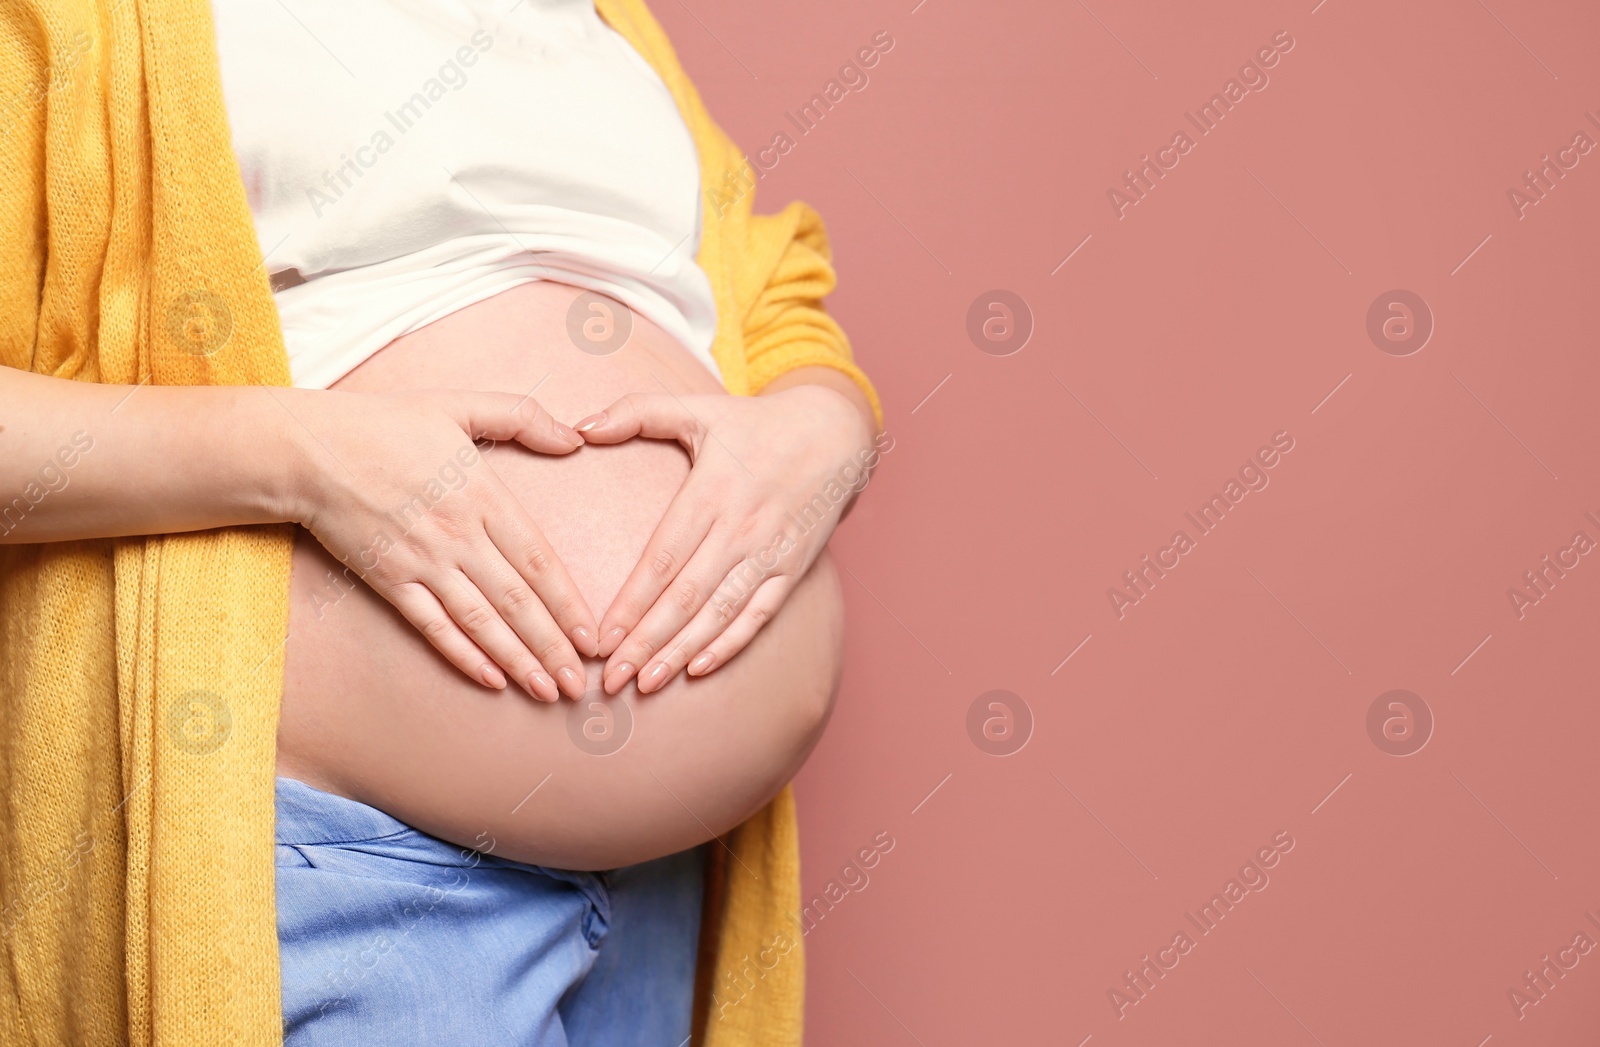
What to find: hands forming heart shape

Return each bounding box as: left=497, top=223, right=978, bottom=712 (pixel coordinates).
left=291, top=380, right=878, bottom=703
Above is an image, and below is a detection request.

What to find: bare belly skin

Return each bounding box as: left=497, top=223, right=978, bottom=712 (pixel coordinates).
left=277, top=281, right=844, bottom=870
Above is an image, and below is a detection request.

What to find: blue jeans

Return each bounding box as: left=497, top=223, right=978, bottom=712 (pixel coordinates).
left=275, top=777, right=704, bottom=1046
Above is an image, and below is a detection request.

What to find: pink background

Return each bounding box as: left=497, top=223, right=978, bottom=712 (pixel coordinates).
left=655, top=0, right=1600, bottom=1043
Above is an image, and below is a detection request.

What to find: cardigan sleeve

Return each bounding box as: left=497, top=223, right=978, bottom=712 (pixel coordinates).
left=740, top=201, right=884, bottom=429
left=0, top=13, right=54, bottom=376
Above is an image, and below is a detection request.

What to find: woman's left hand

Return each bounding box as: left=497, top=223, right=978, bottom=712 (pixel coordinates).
left=574, top=383, right=876, bottom=695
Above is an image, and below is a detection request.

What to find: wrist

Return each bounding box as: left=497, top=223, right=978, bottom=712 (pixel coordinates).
left=254, top=386, right=330, bottom=528
left=758, top=366, right=877, bottom=446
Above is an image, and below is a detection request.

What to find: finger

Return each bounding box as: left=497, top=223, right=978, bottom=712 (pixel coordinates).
left=439, top=391, right=585, bottom=455
left=573, top=392, right=705, bottom=452
left=683, top=575, right=796, bottom=680
left=603, top=534, right=742, bottom=695
left=428, top=567, right=554, bottom=701
left=383, top=580, right=510, bottom=692
left=458, top=540, right=582, bottom=702
left=593, top=490, right=716, bottom=660
left=483, top=507, right=600, bottom=660
left=637, top=566, right=793, bottom=693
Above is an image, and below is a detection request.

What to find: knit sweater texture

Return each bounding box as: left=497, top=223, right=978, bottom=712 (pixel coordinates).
left=0, top=0, right=878, bottom=1042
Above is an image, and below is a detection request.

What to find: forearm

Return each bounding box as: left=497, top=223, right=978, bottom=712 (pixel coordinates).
left=756, top=365, right=880, bottom=523
left=758, top=365, right=878, bottom=438
left=0, top=366, right=302, bottom=544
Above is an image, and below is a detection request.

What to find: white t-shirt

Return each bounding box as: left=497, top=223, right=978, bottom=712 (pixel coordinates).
left=211, top=0, right=719, bottom=388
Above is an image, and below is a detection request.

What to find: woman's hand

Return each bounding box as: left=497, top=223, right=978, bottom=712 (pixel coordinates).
left=287, top=388, right=600, bottom=702
left=574, top=383, right=877, bottom=695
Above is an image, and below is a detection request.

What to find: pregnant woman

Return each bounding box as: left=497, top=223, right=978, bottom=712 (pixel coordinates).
left=0, top=1, right=882, bottom=1044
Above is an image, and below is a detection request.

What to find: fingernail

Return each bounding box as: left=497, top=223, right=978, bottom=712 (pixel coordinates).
left=599, top=627, right=627, bottom=657
left=572, top=625, right=598, bottom=657
left=529, top=671, right=557, bottom=702
left=481, top=664, right=506, bottom=689
left=688, top=652, right=716, bottom=676
left=574, top=413, right=606, bottom=432
left=604, top=661, right=634, bottom=694
left=639, top=662, right=671, bottom=693
left=556, top=666, right=585, bottom=699
left=555, top=422, right=582, bottom=444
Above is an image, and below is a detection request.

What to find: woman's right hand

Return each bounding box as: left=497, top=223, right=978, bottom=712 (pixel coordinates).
left=285, top=388, right=600, bottom=702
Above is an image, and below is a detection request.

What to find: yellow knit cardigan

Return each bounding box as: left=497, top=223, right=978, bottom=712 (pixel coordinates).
left=0, top=1, right=878, bottom=1043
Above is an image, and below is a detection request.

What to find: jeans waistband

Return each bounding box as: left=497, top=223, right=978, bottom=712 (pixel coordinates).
left=276, top=776, right=417, bottom=848
left=274, top=776, right=611, bottom=922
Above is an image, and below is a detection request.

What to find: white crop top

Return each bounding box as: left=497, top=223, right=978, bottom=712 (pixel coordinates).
left=211, top=0, right=719, bottom=389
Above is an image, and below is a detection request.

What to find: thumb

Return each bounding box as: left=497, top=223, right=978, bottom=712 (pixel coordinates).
left=438, top=391, right=584, bottom=454
left=572, top=392, right=705, bottom=453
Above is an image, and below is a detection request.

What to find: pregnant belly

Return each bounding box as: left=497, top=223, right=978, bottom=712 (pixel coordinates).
left=277, top=281, right=844, bottom=870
